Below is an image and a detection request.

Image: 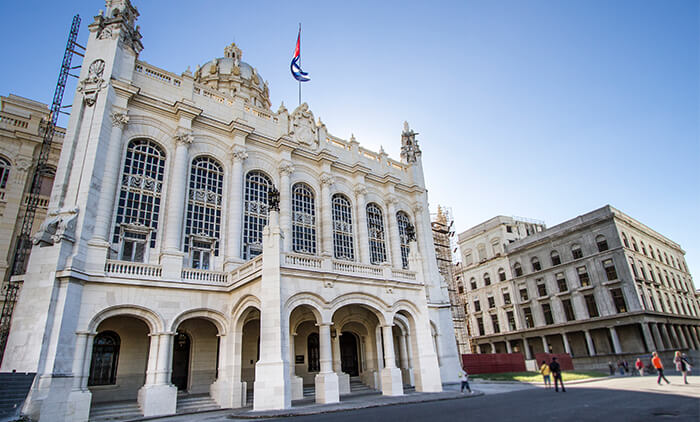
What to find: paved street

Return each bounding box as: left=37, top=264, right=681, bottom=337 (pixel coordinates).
left=152, top=376, right=699, bottom=422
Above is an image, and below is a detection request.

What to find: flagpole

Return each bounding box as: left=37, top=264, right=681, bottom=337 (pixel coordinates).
left=298, top=23, right=302, bottom=106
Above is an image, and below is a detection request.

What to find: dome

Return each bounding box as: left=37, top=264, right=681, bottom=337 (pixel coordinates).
left=194, top=43, right=271, bottom=109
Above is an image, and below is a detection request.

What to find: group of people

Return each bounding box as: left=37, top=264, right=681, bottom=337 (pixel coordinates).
left=612, top=352, right=692, bottom=385
left=539, top=357, right=566, bottom=392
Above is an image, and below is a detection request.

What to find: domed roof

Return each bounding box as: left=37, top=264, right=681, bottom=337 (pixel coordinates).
left=194, top=43, right=270, bottom=109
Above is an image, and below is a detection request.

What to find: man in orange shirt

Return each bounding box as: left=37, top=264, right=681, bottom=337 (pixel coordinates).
left=652, top=352, right=670, bottom=385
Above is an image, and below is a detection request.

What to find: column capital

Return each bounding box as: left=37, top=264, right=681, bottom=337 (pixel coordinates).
left=174, top=129, right=194, bottom=146
left=316, top=322, right=334, bottom=327
left=110, top=111, right=129, bottom=128
left=230, top=145, right=248, bottom=162
left=386, top=194, right=398, bottom=206
left=320, top=173, right=336, bottom=187
left=412, top=203, right=424, bottom=214
left=278, top=160, right=295, bottom=176
left=354, top=183, right=367, bottom=196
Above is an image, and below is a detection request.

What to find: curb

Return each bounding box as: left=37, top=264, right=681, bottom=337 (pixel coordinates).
left=472, top=376, right=613, bottom=385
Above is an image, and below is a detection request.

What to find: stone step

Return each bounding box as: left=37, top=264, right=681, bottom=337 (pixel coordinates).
left=176, top=394, right=220, bottom=413
left=89, top=402, right=142, bottom=422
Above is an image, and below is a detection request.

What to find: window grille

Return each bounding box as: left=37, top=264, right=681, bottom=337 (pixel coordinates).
left=243, top=170, right=272, bottom=259
left=366, top=203, right=387, bottom=264
left=292, top=183, right=316, bottom=254
left=89, top=331, right=120, bottom=386
left=332, top=194, right=354, bottom=260
left=0, top=157, right=11, bottom=190
left=397, top=211, right=411, bottom=269
left=185, top=157, right=223, bottom=268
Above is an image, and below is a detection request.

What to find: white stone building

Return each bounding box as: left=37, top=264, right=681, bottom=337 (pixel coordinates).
left=0, top=1, right=460, bottom=420
left=455, top=206, right=700, bottom=369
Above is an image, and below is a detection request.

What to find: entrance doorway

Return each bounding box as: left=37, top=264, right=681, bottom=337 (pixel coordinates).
left=171, top=331, right=190, bottom=390
left=340, top=332, right=359, bottom=376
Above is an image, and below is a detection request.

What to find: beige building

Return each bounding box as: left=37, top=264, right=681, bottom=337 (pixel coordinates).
left=455, top=206, right=700, bottom=369
left=0, top=1, right=461, bottom=421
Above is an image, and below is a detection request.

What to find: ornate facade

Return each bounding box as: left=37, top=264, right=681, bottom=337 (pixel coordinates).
left=0, top=1, right=460, bottom=421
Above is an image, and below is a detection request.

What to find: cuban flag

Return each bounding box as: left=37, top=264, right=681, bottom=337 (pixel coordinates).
left=290, top=28, right=310, bottom=82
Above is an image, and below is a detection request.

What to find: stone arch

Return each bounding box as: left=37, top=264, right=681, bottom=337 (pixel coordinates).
left=86, top=304, right=165, bottom=334
left=121, top=115, right=176, bottom=159
left=243, top=151, right=280, bottom=186
left=330, top=176, right=355, bottom=201
left=285, top=292, right=325, bottom=323
left=328, top=293, right=389, bottom=325
left=231, top=294, right=262, bottom=324
left=169, top=308, right=228, bottom=335
left=389, top=300, right=421, bottom=321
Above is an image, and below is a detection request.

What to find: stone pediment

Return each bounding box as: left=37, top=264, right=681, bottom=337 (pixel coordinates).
left=289, top=103, right=318, bottom=149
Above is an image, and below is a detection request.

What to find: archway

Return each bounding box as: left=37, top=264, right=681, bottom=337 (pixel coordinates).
left=340, top=331, right=359, bottom=376
left=171, top=331, right=191, bottom=391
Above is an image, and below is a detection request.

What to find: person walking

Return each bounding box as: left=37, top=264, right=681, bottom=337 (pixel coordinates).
left=549, top=357, right=566, bottom=392
left=459, top=367, right=472, bottom=393
left=539, top=360, right=551, bottom=389
left=674, top=351, right=692, bottom=384
left=608, top=361, right=615, bottom=375
left=635, top=358, right=644, bottom=376
left=652, top=352, right=670, bottom=385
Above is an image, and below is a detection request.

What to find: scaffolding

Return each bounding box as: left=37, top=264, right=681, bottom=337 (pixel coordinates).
left=0, top=15, right=83, bottom=364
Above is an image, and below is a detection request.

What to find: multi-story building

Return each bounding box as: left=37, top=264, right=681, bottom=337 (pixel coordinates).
left=431, top=206, right=469, bottom=354
left=0, top=1, right=460, bottom=421
left=456, top=206, right=700, bottom=369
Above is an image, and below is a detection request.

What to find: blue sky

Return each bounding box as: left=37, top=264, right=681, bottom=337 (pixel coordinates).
left=1, top=0, right=698, bottom=286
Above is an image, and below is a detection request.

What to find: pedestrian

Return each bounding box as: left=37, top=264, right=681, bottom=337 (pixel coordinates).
left=674, top=351, right=692, bottom=385
left=608, top=361, right=615, bottom=375
left=617, top=360, right=625, bottom=376
left=459, top=367, right=472, bottom=393
left=635, top=358, right=644, bottom=376
left=623, top=360, right=629, bottom=375
left=652, top=352, right=670, bottom=385
left=539, top=360, right=551, bottom=389
left=549, top=356, right=566, bottom=392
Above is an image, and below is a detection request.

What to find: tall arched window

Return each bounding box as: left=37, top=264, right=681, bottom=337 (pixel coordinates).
left=550, top=250, right=561, bottom=266
left=514, top=262, right=522, bottom=277
left=498, top=267, right=506, bottom=281
left=88, top=331, right=120, bottom=386
left=185, top=157, right=223, bottom=269
left=291, top=183, right=316, bottom=254
left=622, top=232, right=629, bottom=248
left=396, top=211, right=411, bottom=269
left=243, top=170, right=272, bottom=259
left=332, top=194, right=354, bottom=260
left=366, top=203, right=387, bottom=264
left=596, top=235, right=608, bottom=252
left=307, top=333, right=320, bottom=372
left=113, top=139, right=166, bottom=262
left=531, top=256, right=541, bottom=272
left=0, top=157, right=10, bottom=190
left=483, top=272, right=491, bottom=286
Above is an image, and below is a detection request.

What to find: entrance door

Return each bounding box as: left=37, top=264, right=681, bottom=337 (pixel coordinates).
left=340, top=332, right=359, bottom=376
left=171, top=331, right=190, bottom=390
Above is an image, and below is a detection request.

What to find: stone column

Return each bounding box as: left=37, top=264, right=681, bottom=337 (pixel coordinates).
left=505, top=339, right=513, bottom=353
left=320, top=174, right=335, bottom=257
left=561, top=333, right=572, bottom=355
left=522, top=338, right=532, bottom=360
left=354, top=184, right=369, bottom=263
left=380, top=324, right=403, bottom=396
left=690, top=326, right=700, bottom=349
left=398, top=333, right=413, bottom=385
left=386, top=195, right=401, bottom=267
left=278, top=161, right=294, bottom=253
left=315, top=323, right=340, bottom=404
left=609, top=327, right=622, bottom=354
left=676, top=325, right=689, bottom=349
left=65, top=332, right=93, bottom=422
left=584, top=330, right=596, bottom=356
left=640, top=323, right=655, bottom=352
left=225, top=146, right=247, bottom=269
left=332, top=332, right=350, bottom=394
left=138, top=332, right=177, bottom=417
left=79, top=334, right=95, bottom=390
left=651, top=323, right=664, bottom=351
left=161, top=132, right=192, bottom=278
left=682, top=326, right=697, bottom=349
left=541, top=336, right=550, bottom=353
left=663, top=324, right=678, bottom=349
left=290, top=333, right=304, bottom=400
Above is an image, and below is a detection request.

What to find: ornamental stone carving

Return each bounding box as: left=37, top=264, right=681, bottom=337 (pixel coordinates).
left=320, top=173, right=335, bottom=187
left=353, top=184, right=367, bottom=196
left=413, top=203, right=424, bottom=214
left=15, top=158, right=32, bottom=172
left=289, top=103, right=317, bottom=148
left=230, top=146, right=248, bottom=162
left=278, top=161, right=295, bottom=176
left=32, top=208, right=79, bottom=246
left=110, top=112, right=129, bottom=128
left=174, top=129, right=194, bottom=146
left=386, top=194, right=398, bottom=205
left=77, top=59, right=108, bottom=107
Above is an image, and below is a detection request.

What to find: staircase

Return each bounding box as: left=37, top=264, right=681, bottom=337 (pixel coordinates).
left=88, top=401, right=141, bottom=422
left=0, top=372, right=35, bottom=421
left=176, top=393, right=220, bottom=414
left=349, top=377, right=376, bottom=394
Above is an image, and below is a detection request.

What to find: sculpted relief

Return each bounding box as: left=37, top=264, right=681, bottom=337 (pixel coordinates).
left=289, top=103, right=318, bottom=149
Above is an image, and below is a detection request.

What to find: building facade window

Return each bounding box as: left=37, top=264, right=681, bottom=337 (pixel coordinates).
left=631, top=237, right=638, bottom=252
left=577, top=266, right=590, bottom=287
left=507, top=311, right=516, bottom=331
left=647, top=289, right=657, bottom=311
left=185, top=156, right=223, bottom=269
left=470, top=277, right=477, bottom=290
left=332, top=194, right=354, bottom=260
left=488, top=295, right=495, bottom=309
left=484, top=272, right=491, bottom=286
left=366, top=203, right=387, bottom=264
left=550, top=250, right=561, bottom=266
left=473, top=299, right=481, bottom=312
left=519, top=286, right=529, bottom=301
left=542, top=303, right=554, bottom=325
left=556, top=273, right=567, bottom=292
left=502, top=289, right=511, bottom=305
left=498, top=267, right=506, bottom=281
left=491, top=314, right=500, bottom=334
left=243, top=170, right=272, bottom=259
left=622, top=232, right=629, bottom=248
left=584, top=294, right=599, bottom=317
left=458, top=282, right=464, bottom=294
left=88, top=331, right=121, bottom=386
left=610, top=288, right=627, bottom=313
left=596, top=235, right=608, bottom=252
left=291, top=183, right=317, bottom=254
left=603, top=259, right=618, bottom=281
left=523, top=307, right=534, bottom=328
left=571, top=244, right=583, bottom=260
left=307, top=333, right=320, bottom=372
left=537, top=279, right=548, bottom=297
left=531, top=256, right=541, bottom=272
left=640, top=241, right=647, bottom=256
left=562, top=299, right=575, bottom=321
left=0, top=156, right=10, bottom=190
left=514, top=262, right=522, bottom=277
left=113, top=139, right=166, bottom=262
left=396, top=211, right=411, bottom=269
left=476, top=317, right=485, bottom=336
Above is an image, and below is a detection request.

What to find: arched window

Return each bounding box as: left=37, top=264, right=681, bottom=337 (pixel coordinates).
left=657, top=249, right=662, bottom=262
left=483, top=272, right=491, bottom=286
left=531, top=256, right=541, bottom=272
left=640, top=241, right=647, bottom=256
left=458, top=282, right=464, bottom=294
left=396, top=211, right=411, bottom=269
left=0, top=157, right=10, bottom=190
left=622, top=232, right=629, bottom=248
left=291, top=183, right=316, bottom=254
left=571, top=244, right=583, bottom=260
left=113, top=139, right=166, bottom=262
left=88, top=331, right=120, bottom=386
left=470, top=277, right=477, bottom=290
left=243, top=170, right=272, bottom=259
left=332, top=194, right=354, bottom=260
left=664, top=252, right=669, bottom=265
left=650, top=247, right=655, bottom=260
left=514, top=262, right=522, bottom=277
left=366, top=203, right=387, bottom=264
left=631, top=237, right=638, bottom=252
left=551, top=250, right=561, bottom=266
left=185, top=157, right=223, bottom=269
left=596, top=235, right=608, bottom=252
left=307, top=333, right=320, bottom=372
left=498, top=267, right=506, bottom=281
